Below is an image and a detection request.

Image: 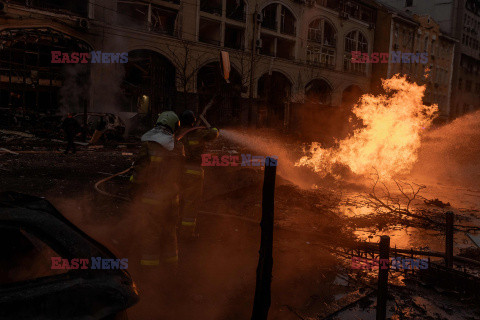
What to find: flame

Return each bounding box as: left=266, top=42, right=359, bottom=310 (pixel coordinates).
left=296, top=75, right=438, bottom=179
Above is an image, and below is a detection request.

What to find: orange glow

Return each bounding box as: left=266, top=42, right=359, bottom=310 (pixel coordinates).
left=296, top=75, right=438, bottom=179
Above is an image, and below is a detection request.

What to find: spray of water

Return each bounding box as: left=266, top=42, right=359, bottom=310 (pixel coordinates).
left=412, top=110, right=480, bottom=189
left=219, top=129, right=322, bottom=188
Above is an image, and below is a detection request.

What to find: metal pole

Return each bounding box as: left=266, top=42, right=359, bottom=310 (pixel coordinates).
left=445, top=211, right=454, bottom=268
left=251, top=157, right=276, bottom=320
left=376, top=236, right=390, bottom=320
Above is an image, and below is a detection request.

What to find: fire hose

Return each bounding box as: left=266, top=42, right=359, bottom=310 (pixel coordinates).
left=93, top=168, right=261, bottom=225
left=94, top=167, right=132, bottom=202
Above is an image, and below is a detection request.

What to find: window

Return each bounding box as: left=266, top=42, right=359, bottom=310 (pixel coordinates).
left=199, top=18, right=221, bottom=45
left=117, top=1, right=149, bottom=29
left=405, top=0, right=413, bottom=7
left=116, top=1, right=178, bottom=35
left=0, top=227, right=66, bottom=285
left=226, top=0, right=246, bottom=22
left=259, top=4, right=297, bottom=60
left=307, top=18, right=336, bottom=67
left=200, top=0, right=222, bottom=15
left=150, top=5, right=178, bottom=36
left=261, top=4, right=277, bottom=30
left=305, top=79, right=333, bottom=105
left=280, top=6, right=296, bottom=35
left=224, top=25, right=244, bottom=50
left=344, top=30, right=368, bottom=74
left=345, top=30, right=368, bottom=52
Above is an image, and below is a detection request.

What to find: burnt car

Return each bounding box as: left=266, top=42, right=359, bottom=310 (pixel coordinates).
left=0, top=192, right=139, bottom=319
left=73, top=113, right=126, bottom=141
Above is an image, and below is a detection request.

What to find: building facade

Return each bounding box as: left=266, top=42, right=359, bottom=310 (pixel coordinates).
left=372, top=5, right=456, bottom=119
left=413, top=14, right=456, bottom=119
left=0, top=0, right=377, bottom=131
left=376, top=0, right=480, bottom=118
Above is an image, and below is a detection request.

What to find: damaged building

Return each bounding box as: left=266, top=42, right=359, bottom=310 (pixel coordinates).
left=2, top=0, right=388, bottom=135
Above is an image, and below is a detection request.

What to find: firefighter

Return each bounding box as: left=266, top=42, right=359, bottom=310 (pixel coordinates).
left=178, top=110, right=219, bottom=240
left=130, top=111, right=185, bottom=273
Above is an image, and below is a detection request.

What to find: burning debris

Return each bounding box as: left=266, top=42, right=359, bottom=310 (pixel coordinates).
left=297, top=75, right=438, bottom=179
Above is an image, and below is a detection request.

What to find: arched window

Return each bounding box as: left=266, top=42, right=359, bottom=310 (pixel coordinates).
left=308, top=19, right=335, bottom=45
left=306, top=18, right=336, bottom=68
left=259, top=4, right=296, bottom=60
left=261, top=3, right=296, bottom=35
left=226, top=0, right=246, bottom=22
left=305, top=79, right=332, bottom=105
left=344, top=30, right=368, bottom=74
left=345, top=30, right=368, bottom=52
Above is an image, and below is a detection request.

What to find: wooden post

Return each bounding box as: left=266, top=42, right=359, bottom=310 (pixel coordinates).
left=376, top=236, right=390, bottom=320
left=251, top=157, right=277, bottom=320
left=445, top=211, right=454, bottom=268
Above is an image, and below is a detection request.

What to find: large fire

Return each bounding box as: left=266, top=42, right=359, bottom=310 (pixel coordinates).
left=296, top=75, right=438, bottom=179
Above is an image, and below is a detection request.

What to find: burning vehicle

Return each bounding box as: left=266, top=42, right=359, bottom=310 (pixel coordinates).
left=0, top=192, right=139, bottom=319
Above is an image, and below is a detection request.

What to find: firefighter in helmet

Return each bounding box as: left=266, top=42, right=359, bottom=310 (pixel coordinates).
left=178, top=110, right=219, bottom=240
left=131, top=111, right=184, bottom=272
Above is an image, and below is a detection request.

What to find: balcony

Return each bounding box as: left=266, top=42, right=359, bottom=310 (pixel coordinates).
left=307, top=45, right=336, bottom=69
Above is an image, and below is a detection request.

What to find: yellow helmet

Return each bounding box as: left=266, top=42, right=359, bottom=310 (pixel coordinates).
left=156, top=111, right=180, bottom=133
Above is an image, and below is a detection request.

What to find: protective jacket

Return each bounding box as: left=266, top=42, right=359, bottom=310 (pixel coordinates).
left=177, top=126, right=218, bottom=238
left=180, top=127, right=219, bottom=163
left=131, top=125, right=185, bottom=267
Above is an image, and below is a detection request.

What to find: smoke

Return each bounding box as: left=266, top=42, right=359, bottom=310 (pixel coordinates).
left=89, top=63, right=126, bottom=113
left=412, top=110, right=480, bottom=189
left=58, top=64, right=90, bottom=114
left=58, top=34, right=127, bottom=115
